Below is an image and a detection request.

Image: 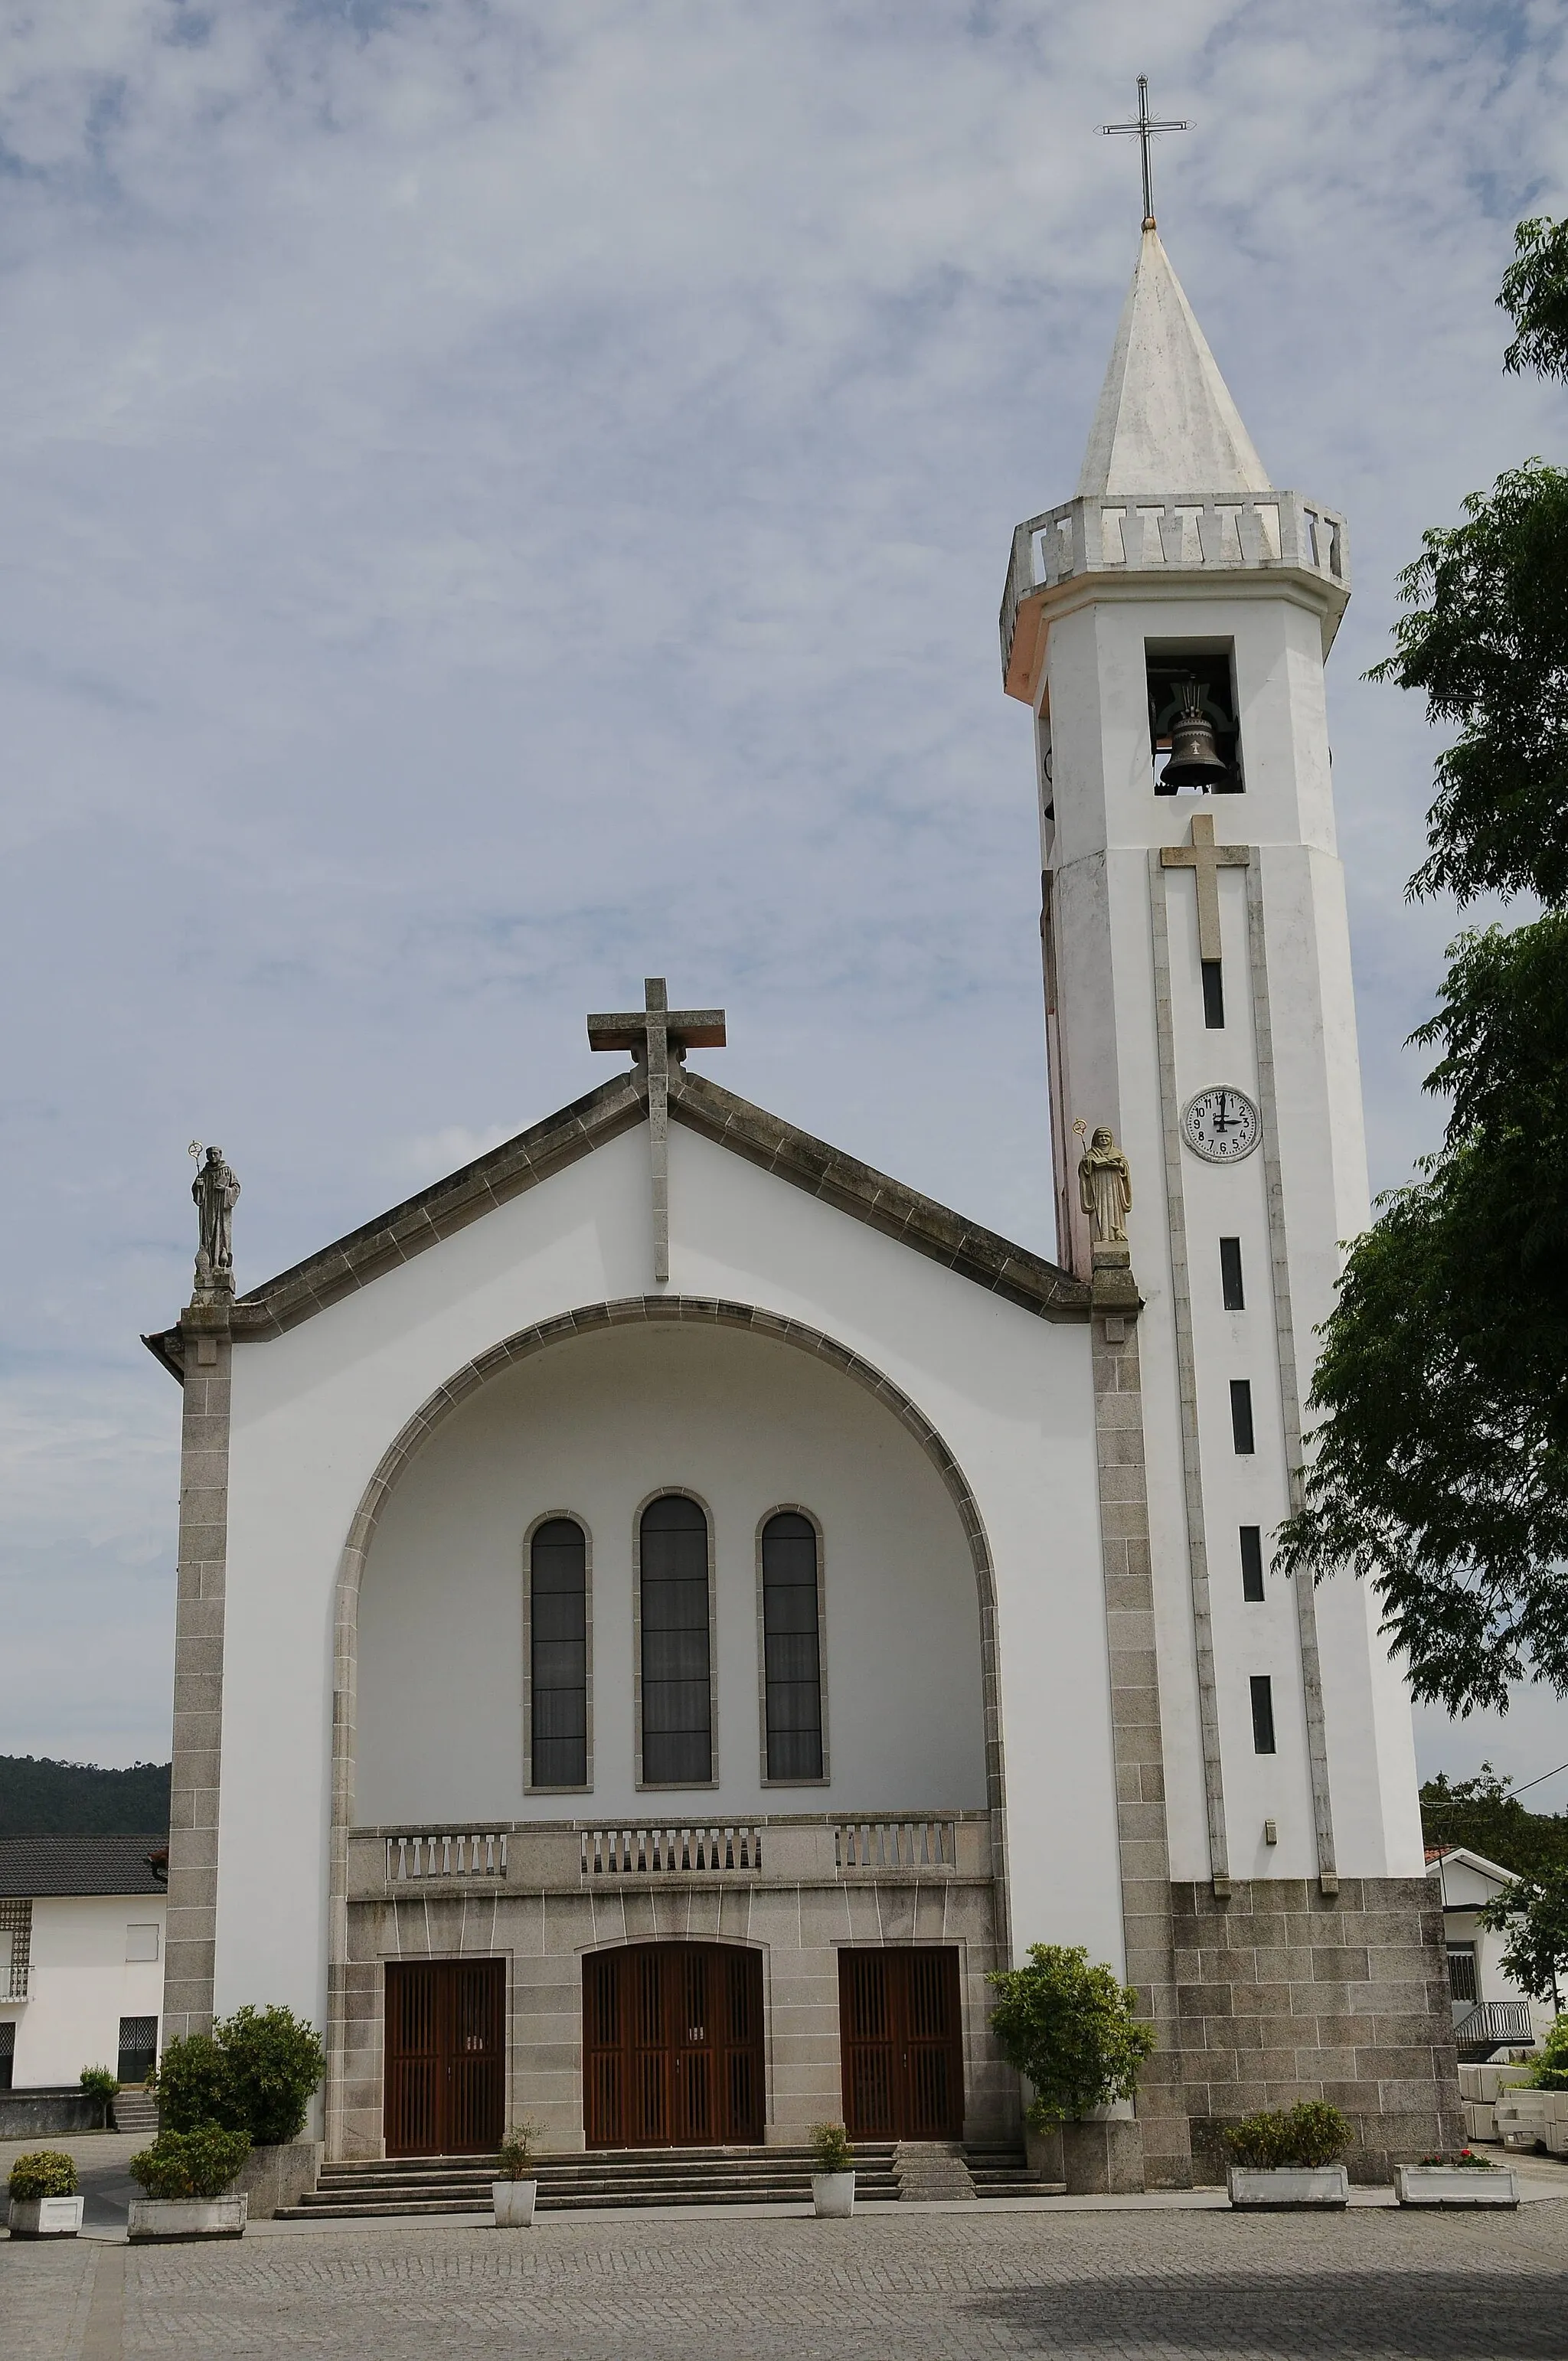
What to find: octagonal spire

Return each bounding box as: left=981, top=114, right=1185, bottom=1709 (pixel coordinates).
left=1077, top=225, right=1270, bottom=498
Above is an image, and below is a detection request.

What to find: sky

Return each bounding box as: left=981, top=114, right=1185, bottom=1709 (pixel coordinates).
left=1, top=0, right=1565, bottom=1807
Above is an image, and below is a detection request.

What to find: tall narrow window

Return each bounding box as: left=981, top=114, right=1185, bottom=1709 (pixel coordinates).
left=1202, top=962, right=1226, bottom=1028
left=1250, top=1675, right=1277, bottom=1755
left=761, top=1512, right=824, bottom=1781
left=1220, top=1236, right=1245, bottom=1310
left=1240, top=1526, right=1266, bottom=1603
left=530, top=1517, right=588, bottom=1788
left=640, top=1494, right=712, bottom=1785
left=1230, top=1379, right=1256, bottom=1455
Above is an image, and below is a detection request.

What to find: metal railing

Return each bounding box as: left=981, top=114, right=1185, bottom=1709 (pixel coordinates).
left=385, top=1831, right=508, bottom=1882
left=1454, top=2000, right=1536, bottom=2049
left=999, top=488, right=1350, bottom=685
left=834, top=1818, right=956, bottom=1872
left=580, top=1824, right=763, bottom=1877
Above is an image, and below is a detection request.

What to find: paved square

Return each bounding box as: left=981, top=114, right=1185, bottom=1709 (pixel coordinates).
left=5, top=2199, right=1568, bottom=2361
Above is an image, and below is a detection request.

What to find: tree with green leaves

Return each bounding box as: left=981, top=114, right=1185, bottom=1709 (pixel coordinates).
left=1476, top=1866, right=1568, bottom=2013
left=1277, top=217, right=1568, bottom=1718
left=987, top=1944, right=1155, bottom=2127
left=1420, top=1765, right=1568, bottom=1878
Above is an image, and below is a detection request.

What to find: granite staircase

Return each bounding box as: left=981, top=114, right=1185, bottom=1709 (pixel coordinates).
left=110, top=2088, right=159, bottom=2138
left=963, top=2142, right=1067, bottom=2198
left=278, top=2143, right=901, bottom=2219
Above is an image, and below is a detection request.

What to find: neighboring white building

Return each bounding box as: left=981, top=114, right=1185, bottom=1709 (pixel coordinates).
left=144, top=220, right=1461, bottom=2185
left=1427, top=1847, right=1559, bottom=2050
left=0, top=1837, right=166, bottom=2095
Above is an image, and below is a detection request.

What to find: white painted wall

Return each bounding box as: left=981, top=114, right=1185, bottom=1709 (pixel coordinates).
left=214, top=1114, right=1122, bottom=2036
left=1040, top=580, right=1425, bottom=1884
left=358, top=1319, right=988, bottom=1823
left=1, top=1897, right=165, bottom=2088
left=1429, top=1857, right=1560, bottom=2043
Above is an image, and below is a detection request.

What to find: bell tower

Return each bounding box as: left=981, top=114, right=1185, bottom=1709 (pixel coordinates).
left=1003, top=216, right=1457, bottom=2180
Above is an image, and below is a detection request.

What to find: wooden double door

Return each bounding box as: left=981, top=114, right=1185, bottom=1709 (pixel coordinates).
left=838, top=1948, right=965, bottom=2140
left=584, top=1942, right=764, bottom=2148
left=384, top=1960, right=505, bottom=2157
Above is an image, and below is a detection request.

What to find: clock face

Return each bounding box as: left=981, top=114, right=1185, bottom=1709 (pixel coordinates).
left=1181, top=1086, right=1261, bottom=1164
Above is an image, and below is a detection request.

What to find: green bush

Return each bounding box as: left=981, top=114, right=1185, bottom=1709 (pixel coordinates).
left=808, top=2121, right=854, bottom=2174
left=988, top=1944, right=1157, bottom=2127
left=1527, top=2012, right=1568, bottom=2090
left=7, top=2151, right=78, bottom=2201
left=1224, top=2101, right=1352, bottom=2169
left=128, top=2127, right=251, bottom=2201
left=495, top=2123, right=543, bottom=2179
left=79, top=2065, right=119, bottom=2125
left=155, top=2006, right=325, bottom=2144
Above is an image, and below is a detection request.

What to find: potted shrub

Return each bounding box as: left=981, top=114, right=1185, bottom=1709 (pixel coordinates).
left=1225, top=2103, right=1352, bottom=2208
left=492, top=2124, right=542, bottom=2227
left=1394, top=2150, right=1519, bottom=2208
left=79, top=2066, right=119, bottom=2131
left=127, top=2125, right=253, bottom=2242
left=155, top=2006, right=325, bottom=2218
left=988, top=1944, right=1156, bottom=2193
left=808, top=2121, right=856, bottom=2217
left=7, top=2151, right=84, bottom=2239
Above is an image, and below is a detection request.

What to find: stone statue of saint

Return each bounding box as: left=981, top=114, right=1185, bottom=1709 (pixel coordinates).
left=1078, top=1125, right=1132, bottom=1246
left=192, top=1146, right=241, bottom=1286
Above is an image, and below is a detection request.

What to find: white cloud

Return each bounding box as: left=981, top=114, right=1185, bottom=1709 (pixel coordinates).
left=1, top=1, right=1565, bottom=1769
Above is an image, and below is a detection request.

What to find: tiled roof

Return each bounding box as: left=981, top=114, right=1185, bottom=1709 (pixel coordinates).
left=0, top=1834, right=168, bottom=1898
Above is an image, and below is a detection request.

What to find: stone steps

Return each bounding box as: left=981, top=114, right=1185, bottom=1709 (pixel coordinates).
left=111, top=2088, right=159, bottom=2138
left=964, top=2143, right=1067, bottom=2199
left=279, top=2144, right=903, bottom=2221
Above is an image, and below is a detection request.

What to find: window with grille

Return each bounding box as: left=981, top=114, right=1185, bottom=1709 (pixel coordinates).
left=118, top=2016, right=158, bottom=2085
left=0, top=1899, right=30, bottom=2001
left=639, top=1494, right=713, bottom=1785
left=529, top=1517, right=589, bottom=1788
left=1446, top=1945, right=1478, bottom=2004
left=0, top=2020, right=15, bottom=2091
left=761, top=1511, right=825, bottom=1781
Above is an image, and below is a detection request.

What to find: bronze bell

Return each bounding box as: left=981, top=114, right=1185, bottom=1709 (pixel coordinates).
left=1160, top=681, right=1230, bottom=791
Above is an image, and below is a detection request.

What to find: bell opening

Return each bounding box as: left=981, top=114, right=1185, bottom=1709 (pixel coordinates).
left=1147, top=642, right=1243, bottom=794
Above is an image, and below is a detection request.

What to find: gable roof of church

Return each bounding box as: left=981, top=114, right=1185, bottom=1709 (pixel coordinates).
left=1076, top=224, right=1270, bottom=498
left=144, top=1066, right=1087, bottom=1376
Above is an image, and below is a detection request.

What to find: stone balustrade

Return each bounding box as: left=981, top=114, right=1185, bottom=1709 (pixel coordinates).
left=1000, top=488, right=1351, bottom=694
left=349, top=1811, right=990, bottom=1899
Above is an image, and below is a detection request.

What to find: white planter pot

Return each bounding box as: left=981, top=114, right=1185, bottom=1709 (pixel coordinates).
left=7, top=2195, right=85, bottom=2238
left=128, top=2195, right=247, bottom=2243
left=1227, top=2166, right=1349, bottom=2210
left=1393, top=2165, right=1518, bottom=2209
left=812, top=2171, right=856, bottom=2219
left=492, top=2179, right=537, bottom=2227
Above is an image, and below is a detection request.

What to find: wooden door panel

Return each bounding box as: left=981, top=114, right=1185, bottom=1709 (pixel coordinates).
left=583, top=1944, right=763, bottom=2147
left=384, top=1959, right=505, bottom=2157
left=838, top=1948, right=963, bottom=2141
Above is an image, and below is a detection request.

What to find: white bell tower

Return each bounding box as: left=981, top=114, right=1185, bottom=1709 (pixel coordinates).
left=1002, top=224, right=1426, bottom=1901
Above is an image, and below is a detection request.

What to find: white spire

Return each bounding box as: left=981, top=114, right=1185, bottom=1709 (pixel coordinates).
left=1076, top=226, right=1271, bottom=497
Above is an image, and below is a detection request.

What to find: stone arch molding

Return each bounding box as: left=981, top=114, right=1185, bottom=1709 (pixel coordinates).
left=325, top=1295, right=1011, bottom=2131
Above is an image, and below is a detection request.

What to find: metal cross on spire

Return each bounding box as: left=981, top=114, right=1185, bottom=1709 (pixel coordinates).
left=587, top=978, right=726, bottom=1284
left=1099, top=73, right=1190, bottom=230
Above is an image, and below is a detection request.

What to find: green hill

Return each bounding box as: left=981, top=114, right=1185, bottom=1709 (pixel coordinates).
left=0, top=1755, right=171, bottom=1837
left=1420, top=1765, right=1568, bottom=1878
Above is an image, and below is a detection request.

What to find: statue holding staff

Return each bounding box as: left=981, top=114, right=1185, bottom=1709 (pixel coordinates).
left=191, top=1145, right=241, bottom=1286
left=1078, top=1125, right=1132, bottom=1246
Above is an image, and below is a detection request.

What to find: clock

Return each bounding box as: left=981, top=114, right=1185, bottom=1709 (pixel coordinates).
left=1181, top=1086, right=1261, bottom=1163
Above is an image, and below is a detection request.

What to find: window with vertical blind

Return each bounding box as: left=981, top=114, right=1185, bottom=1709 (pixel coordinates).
left=529, top=1517, right=589, bottom=1788
left=760, top=1510, right=825, bottom=1781
left=639, top=1494, right=714, bottom=1785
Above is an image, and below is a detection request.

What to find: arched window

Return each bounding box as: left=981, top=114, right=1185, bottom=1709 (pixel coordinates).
left=639, top=1494, right=713, bottom=1785
left=529, top=1518, right=588, bottom=1789
left=760, top=1511, right=824, bottom=1781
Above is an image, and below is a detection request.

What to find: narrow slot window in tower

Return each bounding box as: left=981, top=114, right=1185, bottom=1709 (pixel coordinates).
left=1240, top=1526, right=1265, bottom=1602
left=1220, top=1236, right=1244, bottom=1309
left=1230, top=1380, right=1255, bottom=1455
left=1201, top=961, right=1225, bottom=1027
left=1250, top=1676, right=1277, bottom=1755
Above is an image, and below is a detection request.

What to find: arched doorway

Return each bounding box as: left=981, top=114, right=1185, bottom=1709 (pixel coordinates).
left=583, top=1943, right=763, bottom=2147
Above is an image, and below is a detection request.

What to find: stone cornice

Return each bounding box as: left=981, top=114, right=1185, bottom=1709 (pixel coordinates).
left=143, top=1066, right=1086, bottom=1378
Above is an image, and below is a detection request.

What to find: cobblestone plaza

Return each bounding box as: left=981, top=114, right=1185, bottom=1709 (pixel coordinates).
left=6, top=2198, right=1568, bottom=2361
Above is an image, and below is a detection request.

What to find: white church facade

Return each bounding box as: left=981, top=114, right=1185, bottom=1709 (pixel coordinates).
left=146, top=225, right=1460, bottom=2186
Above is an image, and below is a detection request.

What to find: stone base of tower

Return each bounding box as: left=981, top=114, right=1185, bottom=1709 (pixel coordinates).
left=1168, top=1875, right=1463, bottom=2183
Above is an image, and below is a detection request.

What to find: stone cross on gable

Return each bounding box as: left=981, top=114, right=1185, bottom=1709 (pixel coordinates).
left=587, top=979, right=727, bottom=1284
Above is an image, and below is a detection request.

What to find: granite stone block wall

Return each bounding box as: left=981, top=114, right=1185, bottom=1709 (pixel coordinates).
left=1171, top=1875, right=1462, bottom=2183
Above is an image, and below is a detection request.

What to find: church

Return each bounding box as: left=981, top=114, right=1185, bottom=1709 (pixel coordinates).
left=144, top=217, right=1460, bottom=2189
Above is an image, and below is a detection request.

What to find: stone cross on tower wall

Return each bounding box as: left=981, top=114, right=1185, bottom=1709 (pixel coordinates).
left=587, top=979, right=727, bottom=1282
